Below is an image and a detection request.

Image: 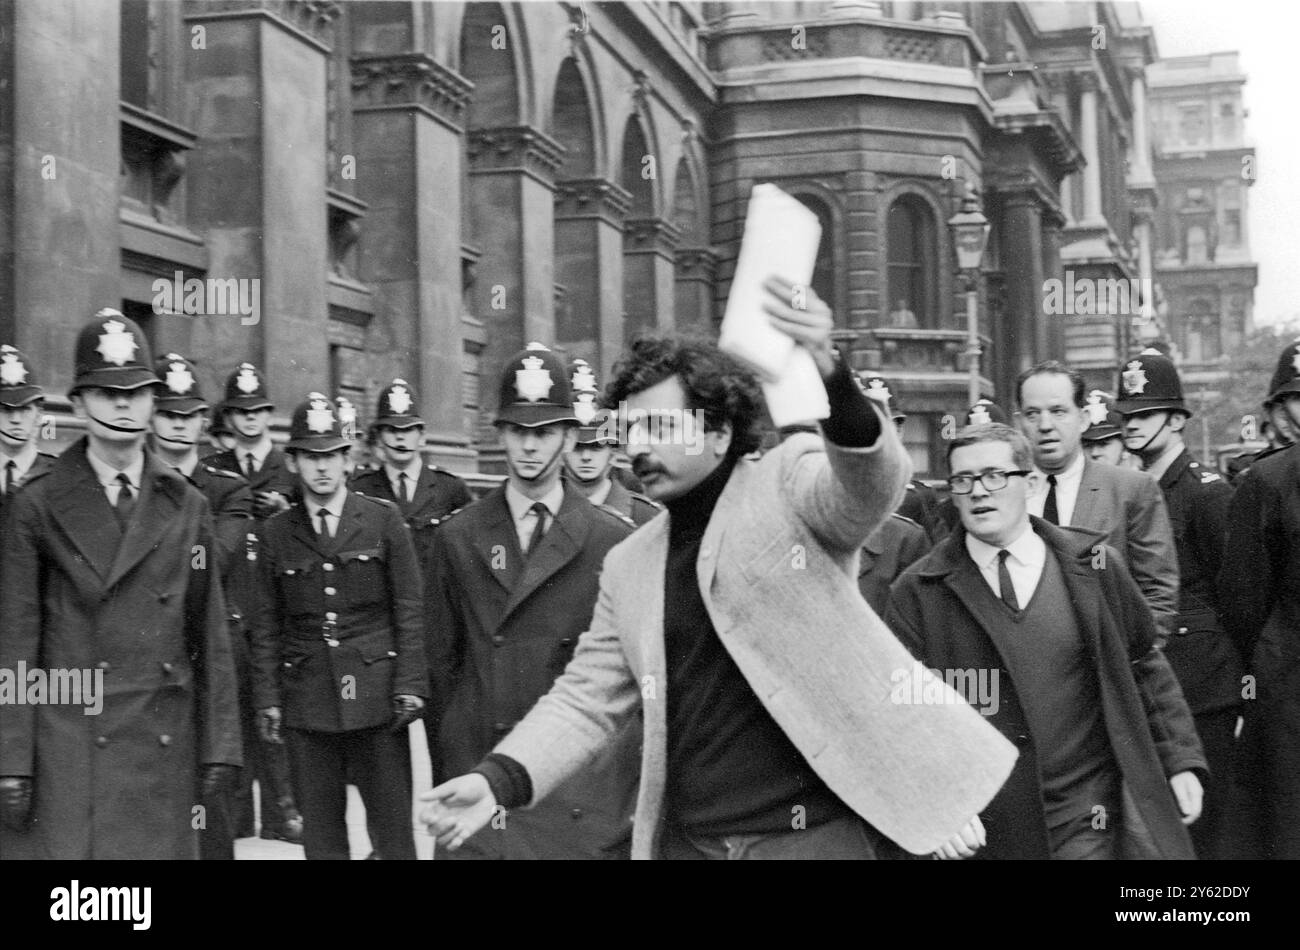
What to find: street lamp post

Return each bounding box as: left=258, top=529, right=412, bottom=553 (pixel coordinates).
left=948, top=183, right=991, bottom=408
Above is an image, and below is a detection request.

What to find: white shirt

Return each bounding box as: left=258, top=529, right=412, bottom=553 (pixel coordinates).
left=1028, top=450, right=1085, bottom=525
left=235, top=436, right=274, bottom=475
left=1143, top=441, right=1183, bottom=483
left=385, top=459, right=423, bottom=502
left=175, top=454, right=200, bottom=479
left=965, top=523, right=1047, bottom=610
left=1, top=442, right=38, bottom=487
left=505, top=481, right=564, bottom=552
left=307, top=491, right=347, bottom=538
left=85, top=448, right=146, bottom=507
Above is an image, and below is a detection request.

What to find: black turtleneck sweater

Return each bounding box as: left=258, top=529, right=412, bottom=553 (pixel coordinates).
left=475, top=355, right=882, bottom=834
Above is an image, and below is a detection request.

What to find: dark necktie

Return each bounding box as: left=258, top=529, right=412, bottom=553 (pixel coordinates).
left=317, top=508, right=332, bottom=538
left=997, top=550, right=1020, bottom=612
left=398, top=472, right=411, bottom=503
left=3, top=460, right=15, bottom=495
left=525, top=502, right=549, bottom=558
left=244, top=452, right=257, bottom=478
left=114, top=473, right=135, bottom=527
left=1042, top=474, right=1059, bottom=525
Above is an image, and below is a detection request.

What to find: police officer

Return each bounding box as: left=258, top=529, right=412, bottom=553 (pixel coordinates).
left=426, top=343, right=636, bottom=859
left=202, top=361, right=301, bottom=842
left=1117, top=348, right=1241, bottom=859
left=350, top=378, right=472, bottom=578
left=858, top=376, right=944, bottom=543
left=1218, top=337, right=1300, bottom=859
left=0, top=344, right=57, bottom=520
left=205, top=363, right=294, bottom=520
left=1080, top=390, right=1130, bottom=467
left=149, top=353, right=263, bottom=859
left=250, top=393, right=427, bottom=860
left=562, top=359, right=659, bottom=527
left=0, top=310, right=241, bottom=859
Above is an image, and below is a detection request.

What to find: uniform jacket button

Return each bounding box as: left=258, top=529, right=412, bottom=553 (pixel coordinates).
left=96, top=661, right=111, bottom=672
left=559, top=638, right=574, bottom=647
left=159, top=734, right=172, bottom=747
left=95, top=736, right=109, bottom=748
left=161, top=662, right=174, bottom=674
left=1015, top=733, right=1030, bottom=746
left=322, top=563, right=335, bottom=572
left=325, top=611, right=338, bottom=621
left=158, top=592, right=171, bottom=603
left=493, top=722, right=508, bottom=734
left=570, top=808, right=583, bottom=820
left=492, top=635, right=505, bottom=647
left=324, top=586, right=337, bottom=596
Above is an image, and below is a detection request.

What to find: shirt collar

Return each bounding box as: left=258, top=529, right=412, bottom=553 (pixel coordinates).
left=175, top=455, right=200, bottom=479
left=587, top=477, right=613, bottom=507
left=236, top=436, right=274, bottom=466
left=1144, top=441, right=1184, bottom=483
left=964, top=521, right=1045, bottom=571
left=307, top=488, right=348, bottom=521
left=1045, top=449, right=1086, bottom=485
left=385, top=457, right=423, bottom=485
left=505, top=480, right=565, bottom=524
left=1, top=441, right=38, bottom=477
left=85, top=445, right=146, bottom=492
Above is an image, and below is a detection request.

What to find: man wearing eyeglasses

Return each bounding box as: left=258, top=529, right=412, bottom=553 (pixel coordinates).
left=885, top=423, right=1206, bottom=860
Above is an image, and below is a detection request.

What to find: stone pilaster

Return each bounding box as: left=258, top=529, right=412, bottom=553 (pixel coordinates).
left=553, top=178, right=631, bottom=374
left=623, top=216, right=682, bottom=337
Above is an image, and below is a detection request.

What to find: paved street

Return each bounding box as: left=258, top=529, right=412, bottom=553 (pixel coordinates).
left=235, top=722, right=437, bottom=860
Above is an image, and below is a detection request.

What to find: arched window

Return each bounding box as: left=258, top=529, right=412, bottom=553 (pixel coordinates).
left=792, top=194, right=837, bottom=326
left=886, top=196, right=938, bottom=329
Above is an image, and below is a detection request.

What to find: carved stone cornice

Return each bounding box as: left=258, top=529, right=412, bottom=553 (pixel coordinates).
left=624, top=216, right=682, bottom=257
left=674, top=246, right=719, bottom=281
left=467, top=125, right=566, bottom=186
left=195, top=0, right=340, bottom=51
left=350, top=53, right=473, bottom=129
left=553, top=177, right=633, bottom=225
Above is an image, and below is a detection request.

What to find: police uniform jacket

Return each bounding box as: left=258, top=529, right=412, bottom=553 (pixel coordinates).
left=250, top=491, right=427, bottom=733
left=1218, top=444, right=1300, bottom=858
left=857, top=513, right=931, bottom=615
left=428, top=481, right=636, bottom=858
left=0, top=439, right=241, bottom=859
left=601, top=477, right=660, bottom=528
left=187, top=462, right=257, bottom=665
left=1155, top=449, right=1242, bottom=715
left=349, top=463, right=471, bottom=578
left=0, top=451, right=56, bottom=522
left=203, top=445, right=295, bottom=515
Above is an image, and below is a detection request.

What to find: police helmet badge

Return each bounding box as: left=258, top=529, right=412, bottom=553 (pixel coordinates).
left=969, top=404, right=991, bottom=425
left=387, top=382, right=413, bottom=416
left=165, top=357, right=195, bottom=395
left=235, top=364, right=260, bottom=394
left=306, top=394, right=335, bottom=433
left=515, top=350, right=554, bottom=403
left=1122, top=360, right=1148, bottom=396
left=1084, top=391, right=1109, bottom=426
left=96, top=318, right=139, bottom=367
left=0, top=347, right=27, bottom=386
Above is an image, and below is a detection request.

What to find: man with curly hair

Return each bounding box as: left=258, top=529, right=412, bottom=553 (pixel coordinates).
left=420, top=276, right=1017, bottom=860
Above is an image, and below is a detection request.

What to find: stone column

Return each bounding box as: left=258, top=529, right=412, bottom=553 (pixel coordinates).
left=1040, top=213, right=1065, bottom=358
left=623, top=217, right=682, bottom=338
left=466, top=125, right=564, bottom=422
left=1000, top=190, right=1045, bottom=398
left=350, top=53, right=473, bottom=451
left=553, top=178, right=631, bottom=376
left=185, top=2, right=336, bottom=410
left=3, top=0, right=121, bottom=386
left=1128, top=68, right=1153, bottom=183
left=674, top=247, right=719, bottom=336
left=1078, top=75, right=1105, bottom=226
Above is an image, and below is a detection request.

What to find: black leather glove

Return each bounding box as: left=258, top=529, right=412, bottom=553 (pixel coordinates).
left=258, top=706, right=283, bottom=744
left=0, top=777, right=33, bottom=832
left=391, top=694, right=425, bottom=733
left=201, top=764, right=239, bottom=800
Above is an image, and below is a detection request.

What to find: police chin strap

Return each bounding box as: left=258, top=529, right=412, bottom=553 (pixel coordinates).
left=87, top=412, right=148, bottom=434
left=514, top=437, right=567, bottom=484
left=153, top=433, right=196, bottom=446
left=1131, top=412, right=1173, bottom=460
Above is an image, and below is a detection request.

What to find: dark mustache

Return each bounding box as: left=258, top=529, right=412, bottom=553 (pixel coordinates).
left=632, top=459, right=663, bottom=478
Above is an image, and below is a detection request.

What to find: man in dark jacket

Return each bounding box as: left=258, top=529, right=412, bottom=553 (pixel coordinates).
left=0, top=344, right=57, bottom=522
left=1117, top=349, right=1242, bottom=859
left=1218, top=338, right=1300, bottom=860
left=886, top=422, right=1205, bottom=860
left=0, top=311, right=241, bottom=859
left=427, top=344, right=636, bottom=859
left=149, top=353, right=260, bottom=859
left=250, top=393, right=428, bottom=860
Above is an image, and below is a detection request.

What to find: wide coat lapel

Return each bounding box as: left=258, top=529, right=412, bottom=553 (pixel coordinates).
left=500, top=485, right=588, bottom=622
left=470, top=487, right=521, bottom=594
left=332, top=492, right=367, bottom=551
left=45, top=440, right=121, bottom=583
left=1071, top=458, right=1103, bottom=528
left=104, top=451, right=189, bottom=590
left=288, top=502, right=333, bottom=558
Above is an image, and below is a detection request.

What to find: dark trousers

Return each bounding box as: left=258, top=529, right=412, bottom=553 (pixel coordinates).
left=286, top=725, right=415, bottom=860
left=1190, top=707, right=1238, bottom=860
left=198, top=782, right=237, bottom=860
left=658, top=814, right=887, bottom=860
left=232, top=666, right=296, bottom=837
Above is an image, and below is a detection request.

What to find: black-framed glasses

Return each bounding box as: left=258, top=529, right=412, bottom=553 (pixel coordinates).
left=946, top=470, right=1031, bottom=495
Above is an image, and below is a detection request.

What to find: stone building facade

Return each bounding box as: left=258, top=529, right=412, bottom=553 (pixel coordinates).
left=0, top=1, right=1203, bottom=477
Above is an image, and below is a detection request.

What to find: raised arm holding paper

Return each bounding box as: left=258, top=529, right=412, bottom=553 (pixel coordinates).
left=419, top=196, right=1017, bottom=861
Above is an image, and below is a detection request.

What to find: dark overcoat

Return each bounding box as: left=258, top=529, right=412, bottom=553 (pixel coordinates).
left=884, top=518, right=1205, bottom=860
left=427, top=483, right=636, bottom=859
left=0, top=439, right=242, bottom=859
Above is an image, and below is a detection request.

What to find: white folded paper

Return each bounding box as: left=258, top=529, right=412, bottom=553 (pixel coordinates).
left=719, top=183, right=830, bottom=427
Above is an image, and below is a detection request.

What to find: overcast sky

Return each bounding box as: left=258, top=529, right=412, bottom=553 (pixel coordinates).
left=1139, top=0, right=1300, bottom=329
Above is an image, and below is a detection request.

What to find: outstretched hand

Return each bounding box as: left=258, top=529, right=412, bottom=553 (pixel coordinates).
left=418, top=773, right=498, bottom=852
left=761, top=274, right=836, bottom=378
